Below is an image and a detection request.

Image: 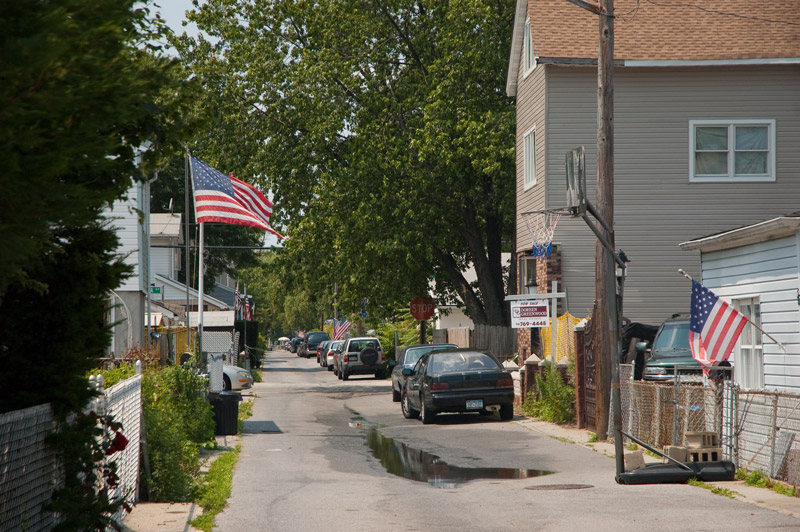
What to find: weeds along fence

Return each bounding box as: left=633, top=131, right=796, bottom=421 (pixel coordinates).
left=0, top=372, right=142, bottom=532
left=620, top=365, right=800, bottom=484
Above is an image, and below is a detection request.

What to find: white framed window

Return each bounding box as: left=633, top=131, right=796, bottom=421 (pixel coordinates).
left=734, top=297, right=763, bottom=389
left=690, top=119, right=775, bottom=182
left=519, top=255, right=537, bottom=294
left=523, top=17, right=535, bottom=76
left=523, top=126, right=536, bottom=190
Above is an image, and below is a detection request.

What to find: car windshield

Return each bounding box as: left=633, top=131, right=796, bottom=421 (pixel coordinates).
left=653, top=321, right=691, bottom=353
left=429, top=352, right=499, bottom=374
left=404, top=345, right=456, bottom=367
left=308, top=333, right=328, bottom=342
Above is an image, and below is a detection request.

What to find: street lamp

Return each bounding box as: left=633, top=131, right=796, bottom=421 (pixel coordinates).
left=525, top=280, right=538, bottom=295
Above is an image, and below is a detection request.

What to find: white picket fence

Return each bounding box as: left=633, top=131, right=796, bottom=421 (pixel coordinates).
left=0, top=369, right=142, bottom=532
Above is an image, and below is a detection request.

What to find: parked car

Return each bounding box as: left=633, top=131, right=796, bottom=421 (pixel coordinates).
left=337, top=337, right=386, bottom=380
left=391, top=343, right=457, bottom=401
left=299, top=331, right=330, bottom=358
left=639, top=315, right=703, bottom=381
left=317, top=340, right=332, bottom=365
left=325, top=340, right=344, bottom=370
left=222, top=364, right=254, bottom=391
left=401, top=349, right=514, bottom=424
left=289, top=337, right=303, bottom=353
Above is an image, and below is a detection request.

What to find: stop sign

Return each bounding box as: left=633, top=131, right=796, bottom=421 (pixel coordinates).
left=410, top=296, right=435, bottom=321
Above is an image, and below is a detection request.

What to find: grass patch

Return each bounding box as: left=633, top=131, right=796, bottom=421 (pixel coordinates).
left=237, top=399, right=254, bottom=434
left=737, top=469, right=798, bottom=497
left=626, top=442, right=638, bottom=451
left=251, top=369, right=262, bottom=383
left=587, top=432, right=598, bottom=443
left=190, top=446, right=241, bottom=532
left=688, top=478, right=739, bottom=498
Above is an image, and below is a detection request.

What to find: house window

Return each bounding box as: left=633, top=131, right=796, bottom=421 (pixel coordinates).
left=523, top=126, right=536, bottom=190
left=518, top=255, right=537, bottom=294
left=734, top=297, right=763, bottom=389
left=523, top=17, right=535, bottom=75
left=690, top=120, right=775, bottom=182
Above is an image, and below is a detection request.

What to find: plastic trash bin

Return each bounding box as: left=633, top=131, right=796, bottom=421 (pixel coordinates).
left=208, top=391, right=242, bottom=436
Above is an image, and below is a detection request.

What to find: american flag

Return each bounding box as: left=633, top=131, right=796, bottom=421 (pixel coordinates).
left=234, top=283, right=241, bottom=313
left=189, top=155, right=285, bottom=239
left=689, top=279, right=748, bottom=366
left=245, top=297, right=252, bottom=321
left=332, top=318, right=351, bottom=340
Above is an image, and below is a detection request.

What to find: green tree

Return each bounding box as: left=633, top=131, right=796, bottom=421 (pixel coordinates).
left=175, top=0, right=516, bottom=325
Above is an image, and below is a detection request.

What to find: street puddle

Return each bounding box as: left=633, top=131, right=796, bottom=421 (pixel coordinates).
left=364, top=428, right=553, bottom=489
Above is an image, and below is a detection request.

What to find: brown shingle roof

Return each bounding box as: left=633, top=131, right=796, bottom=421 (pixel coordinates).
left=531, top=0, right=800, bottom=61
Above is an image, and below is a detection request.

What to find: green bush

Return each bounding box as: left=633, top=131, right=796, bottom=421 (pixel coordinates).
left=142, top=365, right=215, bottom=501
left=522, top=363, right=575, bottom=424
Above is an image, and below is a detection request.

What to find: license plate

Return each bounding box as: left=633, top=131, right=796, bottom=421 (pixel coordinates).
left=466, top=399, right=483, bottom=410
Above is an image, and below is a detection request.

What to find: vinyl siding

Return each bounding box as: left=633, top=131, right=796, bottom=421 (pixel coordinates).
left=104, top=184, right=143, bottom=292
left=515, top=63, right=547, bottom=255
left=533, top=64, right=800, bottom=324
left=700, top=234, right=800, bottom=393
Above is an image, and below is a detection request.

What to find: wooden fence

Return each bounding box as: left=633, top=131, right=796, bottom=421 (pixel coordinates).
left=432, top=324, right=516, bottom=362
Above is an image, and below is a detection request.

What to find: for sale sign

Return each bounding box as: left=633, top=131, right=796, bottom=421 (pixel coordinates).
left=510, top=300, right=549, bottom=329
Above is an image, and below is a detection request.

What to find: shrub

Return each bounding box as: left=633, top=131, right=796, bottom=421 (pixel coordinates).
left=522, top=363, right=575, bottom=424
left=142, top=365, right=215, bottom=501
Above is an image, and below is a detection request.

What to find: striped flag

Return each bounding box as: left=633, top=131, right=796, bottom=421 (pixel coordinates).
left=234, top=283, right=241, bottom=312
left=332, top=318, right=351, bottom=340
left=189, top=155, right=285, bottom=239
left=689, top=280, right=747, bottom=367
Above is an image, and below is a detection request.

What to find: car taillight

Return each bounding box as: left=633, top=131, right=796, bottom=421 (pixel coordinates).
left=497, top=378, right=513, bottom=388
left=430, top=382, right=449, bottom=391
left=380, top=351, right=385, bottom=362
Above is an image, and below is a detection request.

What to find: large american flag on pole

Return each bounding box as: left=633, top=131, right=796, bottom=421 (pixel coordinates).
left=332, top=318, right=352, bottom=340
left=190, top=155, right=285, bottom=239
left=689, top=279, right=747, bottom=366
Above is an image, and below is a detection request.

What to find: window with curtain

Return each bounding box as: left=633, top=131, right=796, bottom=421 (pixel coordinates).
left=734, top=297, right=763, bottom=389
left=518, top=255, right=537, bottom=294
left=690, top=120, right=775, bottom=182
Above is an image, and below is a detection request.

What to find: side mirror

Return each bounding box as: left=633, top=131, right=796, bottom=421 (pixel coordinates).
left=635, top=341, right=649, bottom=352
left=402, top=368, right=413, bottom=376
left=389, top=360, right=397, bottom=367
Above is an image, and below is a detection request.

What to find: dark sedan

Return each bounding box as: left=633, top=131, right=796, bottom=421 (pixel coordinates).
left=400, top=349, right=514, bottom=424
left=391, top=343, right=457, bottom=402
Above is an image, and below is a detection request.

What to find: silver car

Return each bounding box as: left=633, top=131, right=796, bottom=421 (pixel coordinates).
left=338, top=337, right=386, bottom=380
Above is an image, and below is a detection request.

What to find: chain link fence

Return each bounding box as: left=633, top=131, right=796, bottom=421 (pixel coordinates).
left=621, top=365, right=800, bottom=484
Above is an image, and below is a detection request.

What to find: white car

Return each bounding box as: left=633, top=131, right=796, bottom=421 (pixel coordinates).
left=222, top=364, right=253, bottom=391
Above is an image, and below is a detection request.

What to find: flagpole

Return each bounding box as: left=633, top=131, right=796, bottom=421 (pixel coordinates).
left=678, top=269, right=785, bottom=352
left=198, top=221, right=205, bottom=364
left=185, top=149, right=192, bottom=356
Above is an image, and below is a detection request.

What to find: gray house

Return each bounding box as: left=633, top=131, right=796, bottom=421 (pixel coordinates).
left=680, top=215, right=800, bottom=392
left=506, top=0, right=800, bottom=340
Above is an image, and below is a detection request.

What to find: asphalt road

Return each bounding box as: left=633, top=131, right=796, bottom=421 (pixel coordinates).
left=215, top=349, right=799, bottom=532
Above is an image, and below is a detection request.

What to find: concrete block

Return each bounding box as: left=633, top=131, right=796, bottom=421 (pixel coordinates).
left=687, top=447, right=723, bottom=462
left=624, top=450, right=646, bottom=472
left=664, top=445, right=688, bottom=462
left=685, top=431, right=718, bottom=448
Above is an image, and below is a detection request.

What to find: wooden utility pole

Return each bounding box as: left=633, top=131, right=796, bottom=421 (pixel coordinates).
left=595, top=0, right=618, bottom=462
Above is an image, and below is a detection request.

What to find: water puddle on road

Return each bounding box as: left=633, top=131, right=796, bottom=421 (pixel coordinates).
left=364, top=428, right=553, bottom=489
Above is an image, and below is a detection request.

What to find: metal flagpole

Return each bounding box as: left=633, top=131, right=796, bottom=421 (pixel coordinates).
left=185, top=149, right=192, bottom=356
left=198, top=222, right=204, bottom=364
left=677, top=269, right=786, bottom=351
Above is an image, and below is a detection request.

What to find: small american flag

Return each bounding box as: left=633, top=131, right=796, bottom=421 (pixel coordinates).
left=245, top=297, right=252, bottom=321
left=190, top=155, right=284, bottom=239
left=234, top=283, right=241, bottom=312
left=689, top=279, right=747, bottom=366
left=332, top=318, right=351, bottom=340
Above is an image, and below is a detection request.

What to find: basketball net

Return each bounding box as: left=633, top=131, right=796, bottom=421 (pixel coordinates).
left=523, top=211, right=562, bottom=258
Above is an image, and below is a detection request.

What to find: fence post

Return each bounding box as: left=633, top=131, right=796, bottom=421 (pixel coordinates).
left=770, top=392, right=779, bottom=477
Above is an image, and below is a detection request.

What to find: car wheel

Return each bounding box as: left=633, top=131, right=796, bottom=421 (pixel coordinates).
left=375, top=370, right=386, bottom=380
left=337, top=368, right=343, bottom=380
left=222, top=375, right=231, bottom=391
left=359, top=347, right=379, bottom=366
left=499, top=403, right=514, bottom=421
left=342, top=369, right=349, bottom=381
left=392, top=388, right=401, bottom=402
left=401, top=389, right=419, bottom=419
left=420, top=396, right=436, bottom=425
left=327, top=364, right=333, bottom=371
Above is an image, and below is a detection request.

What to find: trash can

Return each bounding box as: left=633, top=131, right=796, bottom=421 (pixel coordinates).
left=208, top=391, right=242, bottom=436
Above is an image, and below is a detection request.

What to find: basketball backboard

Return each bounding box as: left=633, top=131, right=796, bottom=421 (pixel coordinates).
left=566, top=146, right=587, bottom=216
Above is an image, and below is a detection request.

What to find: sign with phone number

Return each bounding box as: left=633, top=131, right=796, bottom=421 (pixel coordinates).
left=510, top=300, right=549, bottom=329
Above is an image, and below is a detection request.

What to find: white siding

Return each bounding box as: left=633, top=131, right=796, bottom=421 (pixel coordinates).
left=105, top=184, right=144, bottom=292
left=516, top=64, right=547, bottom=254
left=534, top=64, right=800, bottom=324
left=701, top=235, right=800, bottom=393
left=151, top=246, right=173, bottom=280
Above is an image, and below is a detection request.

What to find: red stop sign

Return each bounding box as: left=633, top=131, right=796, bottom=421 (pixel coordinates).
left=410, top=296, right=435, bottom=320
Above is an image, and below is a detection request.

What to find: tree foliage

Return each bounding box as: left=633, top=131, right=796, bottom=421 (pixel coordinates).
left=176, top=0, right=516, bottom=325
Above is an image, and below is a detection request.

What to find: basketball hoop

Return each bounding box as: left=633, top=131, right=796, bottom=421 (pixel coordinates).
left=522, top=209, right=568, bottom=258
